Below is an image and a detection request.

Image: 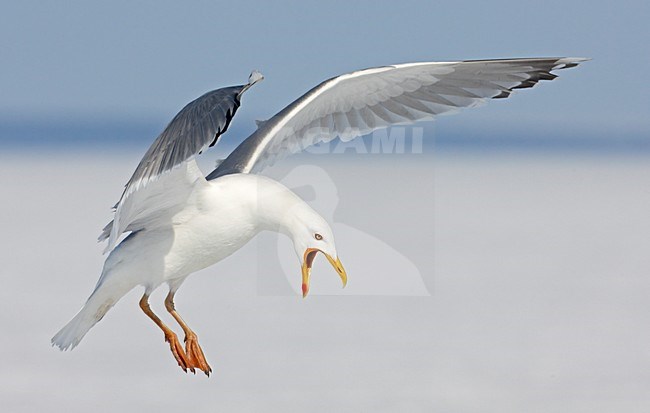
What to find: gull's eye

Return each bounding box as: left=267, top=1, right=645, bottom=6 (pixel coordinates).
left=314, top=233, right=323, bottom=241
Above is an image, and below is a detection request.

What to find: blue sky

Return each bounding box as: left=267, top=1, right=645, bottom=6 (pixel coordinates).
left=1, top=0, right=648, bottom=149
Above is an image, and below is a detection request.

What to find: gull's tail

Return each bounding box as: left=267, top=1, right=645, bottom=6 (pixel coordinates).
left=52, top=276, right=132, bottom=351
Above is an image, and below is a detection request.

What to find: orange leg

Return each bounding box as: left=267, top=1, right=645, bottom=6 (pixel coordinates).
left=165, top=292, right=212, bottom=376
left=139, top=293, right=192, bottom=373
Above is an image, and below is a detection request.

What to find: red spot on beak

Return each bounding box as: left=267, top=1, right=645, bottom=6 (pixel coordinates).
left=302, top=283, right=308, bottom=297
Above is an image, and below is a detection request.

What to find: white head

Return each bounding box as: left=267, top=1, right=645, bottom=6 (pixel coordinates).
left=252, top=176, right=347, bottom=297
left=285, top=203, right=347, bottom=297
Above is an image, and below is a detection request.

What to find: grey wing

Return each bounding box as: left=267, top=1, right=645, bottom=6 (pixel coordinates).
left=207, top=58, right=586, bottom=179
left=101, top=71, right=263, bottom=251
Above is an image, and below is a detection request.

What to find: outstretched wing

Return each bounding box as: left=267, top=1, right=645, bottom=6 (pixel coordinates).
left=207, top=58, right=585, bottom=179
left=101, top=71, right=264, bottom=252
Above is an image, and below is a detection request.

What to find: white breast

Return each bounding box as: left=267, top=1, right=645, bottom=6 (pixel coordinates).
left=160, top=174, right=264, bottom=278
left=103, top=173, right=301, bottom=290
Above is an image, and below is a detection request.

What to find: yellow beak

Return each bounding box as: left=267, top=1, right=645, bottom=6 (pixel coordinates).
left=301, top=248, right=347, bottom=298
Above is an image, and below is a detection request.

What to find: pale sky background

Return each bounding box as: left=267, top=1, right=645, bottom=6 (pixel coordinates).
left=1, top=0, right=648, bottom=150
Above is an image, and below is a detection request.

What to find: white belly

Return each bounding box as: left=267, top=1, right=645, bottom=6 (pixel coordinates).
left=104, top=175, right=260, bottom=290
left=102, top=173, right=304, bottom=292
left=165, top=204, right=257, bottom=278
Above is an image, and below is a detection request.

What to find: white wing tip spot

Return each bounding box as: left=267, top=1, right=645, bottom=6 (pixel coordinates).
left=249, top=70, right=264, bottom=85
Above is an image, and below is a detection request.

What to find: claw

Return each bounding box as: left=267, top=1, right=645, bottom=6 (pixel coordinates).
left=165, top=331, right=192, bottom=372
left=184, top=333, right=212, bottom=376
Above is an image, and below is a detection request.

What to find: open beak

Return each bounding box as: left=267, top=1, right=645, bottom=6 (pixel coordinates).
left=301, top=248, right=347, bottom=298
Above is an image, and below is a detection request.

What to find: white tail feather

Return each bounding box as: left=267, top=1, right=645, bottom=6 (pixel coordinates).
left=52, top=279, right=132, bottom=351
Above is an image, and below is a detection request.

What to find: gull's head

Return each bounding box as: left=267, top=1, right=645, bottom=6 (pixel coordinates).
left=286, top=203, right=347, bottom=298
left=250, top=175, right=347, bottom=298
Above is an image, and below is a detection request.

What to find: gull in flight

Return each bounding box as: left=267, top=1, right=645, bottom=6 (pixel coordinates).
left=52, top=57, right=586, bottom=375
